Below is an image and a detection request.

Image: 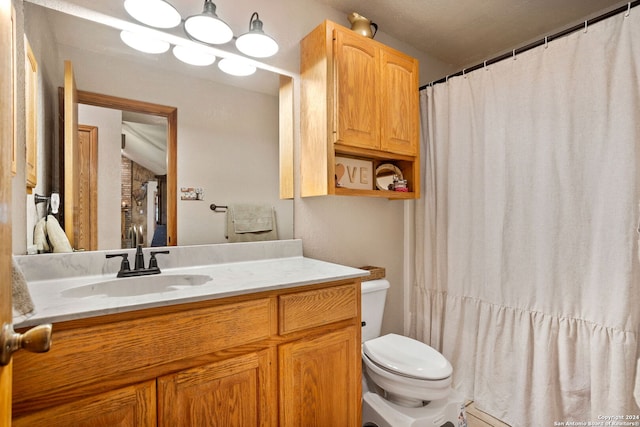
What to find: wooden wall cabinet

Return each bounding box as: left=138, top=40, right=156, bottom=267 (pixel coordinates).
left=12, top=280, right=361, bottom=427
left=301, top=20, right=420, bottom=199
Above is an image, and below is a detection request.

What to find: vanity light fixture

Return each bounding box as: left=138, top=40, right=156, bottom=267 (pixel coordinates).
left=184, top=0, right=233, bottom=45
left=217, top=57, right=256, bottom=76
left=124, top=0, right=181, bottom=29
left=172, top=45, right=216, bottom=66
left=122, top=0, right=279, bottom=72
left=120, top=30, right=170, bottom=54
left=235, top=13, right=279, bottom=58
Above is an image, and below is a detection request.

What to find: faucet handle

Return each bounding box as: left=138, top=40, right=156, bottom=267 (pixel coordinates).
left=148, top=250, right=170, bottom=269
left=106, top=253, right=131, bottom=277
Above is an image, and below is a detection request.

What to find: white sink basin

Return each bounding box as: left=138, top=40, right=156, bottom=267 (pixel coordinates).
left=61, top=274, right=214, bottom=298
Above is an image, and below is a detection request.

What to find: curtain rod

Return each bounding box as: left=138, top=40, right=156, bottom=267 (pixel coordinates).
left=421, top=0, right=639, bottom=89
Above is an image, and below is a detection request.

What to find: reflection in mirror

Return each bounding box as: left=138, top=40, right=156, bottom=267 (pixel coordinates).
left=121, top=112, right=168, bottom=248
left=65, top=89, right=177, bottom=250
left=22, top=2, right=294, bottom=252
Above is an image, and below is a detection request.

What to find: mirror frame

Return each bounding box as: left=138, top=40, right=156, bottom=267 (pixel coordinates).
left=58, top=88, right=177, bottom=246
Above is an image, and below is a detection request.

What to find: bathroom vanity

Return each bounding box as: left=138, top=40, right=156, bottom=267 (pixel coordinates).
left=11, top=240, right=367, bottom=426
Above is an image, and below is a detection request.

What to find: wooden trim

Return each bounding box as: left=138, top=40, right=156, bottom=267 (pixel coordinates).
left=77, top=125, right=98, bottom=250
left=59, top=88, right=178, bottom=246
left=279, top=75, right=294, bottom=199
left=300, top=22, right=332, bottom=197
left=24, top=37, right=37, bottom=193
left=10, top=4, right=16, bottom=177
left=63, top=61, right=79, bottom=247
left=75, top=90, right=177, bottom=247
left=1, top=0, right=15, bottom=422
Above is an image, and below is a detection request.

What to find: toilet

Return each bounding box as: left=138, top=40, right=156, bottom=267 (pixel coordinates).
left=361, top=279, right=467, bottom=427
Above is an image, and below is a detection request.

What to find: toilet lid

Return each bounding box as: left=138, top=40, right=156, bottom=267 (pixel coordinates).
left=363, top=334, right=452, bottom=380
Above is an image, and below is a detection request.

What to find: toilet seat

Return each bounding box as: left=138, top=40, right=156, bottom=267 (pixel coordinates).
left=363, top=334, right=452, bottom=380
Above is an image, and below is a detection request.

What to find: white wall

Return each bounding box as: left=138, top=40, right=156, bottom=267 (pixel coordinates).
left=77, top=104, right=122, bottom=250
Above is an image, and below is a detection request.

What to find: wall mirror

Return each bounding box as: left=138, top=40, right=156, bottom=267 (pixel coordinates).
left=375, top=163, right=403, bottom=191
left=22, top=1, right=294, bottom=252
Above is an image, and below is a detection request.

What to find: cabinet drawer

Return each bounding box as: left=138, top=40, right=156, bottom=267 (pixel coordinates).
left=12, top=298, right=274, bottom=414
left=279, top=283, right=358, bottom=334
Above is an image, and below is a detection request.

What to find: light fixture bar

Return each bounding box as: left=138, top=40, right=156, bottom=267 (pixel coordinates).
left=25, top=0, right=294, bottom=78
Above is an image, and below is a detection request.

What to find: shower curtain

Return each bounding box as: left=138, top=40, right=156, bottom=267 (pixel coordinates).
left=411, top=8, right=640, bottom=426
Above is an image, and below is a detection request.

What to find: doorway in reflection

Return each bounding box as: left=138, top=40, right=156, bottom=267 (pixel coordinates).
left=120, top=156, right=167, bottom=249
left=77, top=102, right=172, bottom=250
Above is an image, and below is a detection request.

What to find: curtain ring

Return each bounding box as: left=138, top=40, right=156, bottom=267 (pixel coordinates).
left=625, top=2, right=631, bottom=17
left=462, top=69, right=466, bottom=79
left=584, top=20, right=588, bottom=33
left=512, top=49, right=516, bottom=60
left=544, top=36, right=548, bottom=49
left=484, top=60, right=488, bottom=71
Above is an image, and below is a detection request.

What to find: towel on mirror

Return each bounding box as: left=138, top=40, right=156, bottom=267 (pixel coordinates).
left=33, top=215, right=73, bottom=253
left=225, top=204, right=278, bottom=243
left=33, top=217, right=50, bottom=253
left=12, top=257, right=34, bottom=316
left=46, top=215, right=73, bottom=253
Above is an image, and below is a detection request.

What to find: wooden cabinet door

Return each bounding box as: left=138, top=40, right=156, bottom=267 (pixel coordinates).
left=279, top=326, right=361, bottom=427
left=12, top=381, right=156, bottom=427
left=334, top=27, right=380, bottom=150
left=380, top=48, right=419, bottom=156
left=158, top=349, right=276, bottom=427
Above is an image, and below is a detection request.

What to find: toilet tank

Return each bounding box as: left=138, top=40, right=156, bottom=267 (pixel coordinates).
left=361, top=279, right=390, bottom=342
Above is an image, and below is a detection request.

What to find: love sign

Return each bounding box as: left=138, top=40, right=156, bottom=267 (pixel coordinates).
left=335, top=156, right=373, bottom=190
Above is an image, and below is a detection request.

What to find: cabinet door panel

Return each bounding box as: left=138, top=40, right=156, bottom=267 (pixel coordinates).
left=280, top=327, right=360, bottom=426
left=158, top=349, right=275, bottom=427
left=12, top=381, right=156, bottom=427
left=334, top=28, right=380, bottom=149
left=380, top=49, right=419, bottom=156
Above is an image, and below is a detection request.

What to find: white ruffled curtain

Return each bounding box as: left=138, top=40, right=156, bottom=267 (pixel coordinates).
left=411, top=9, right=640, bottom=426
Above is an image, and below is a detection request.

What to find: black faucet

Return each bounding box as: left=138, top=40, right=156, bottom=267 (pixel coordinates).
left=106, top=245, right=170, bottom=278
left=134, top=244, right=145, bottom=270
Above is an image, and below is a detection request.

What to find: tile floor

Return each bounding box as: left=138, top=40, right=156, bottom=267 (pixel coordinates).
left=466, top=402, right=511, bottom=427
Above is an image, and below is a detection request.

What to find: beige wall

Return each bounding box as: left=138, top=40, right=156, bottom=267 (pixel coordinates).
left=60, top=45, right=293, bottom=247
left=12, top=0, right=455, bottom=336
left=12, top=36, right=293, bottom=252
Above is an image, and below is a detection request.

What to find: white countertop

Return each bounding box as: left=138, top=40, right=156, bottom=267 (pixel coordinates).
left=15, top=253, right=369, bottom=328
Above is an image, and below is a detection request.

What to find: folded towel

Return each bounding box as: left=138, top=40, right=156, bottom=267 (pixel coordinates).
left=225, top=204, right=278, bottom=243
left=45, top=215, right=73, bottom=253
left=12, top=257, right=34, bottom=316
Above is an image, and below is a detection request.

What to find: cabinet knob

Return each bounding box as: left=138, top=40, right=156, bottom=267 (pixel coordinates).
left=1, top=322, right=52, bottom=365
